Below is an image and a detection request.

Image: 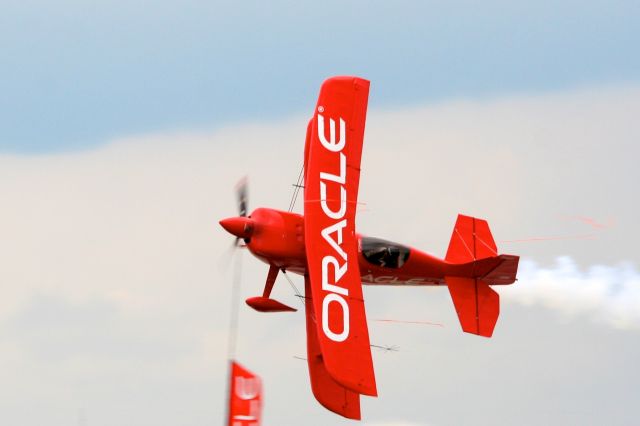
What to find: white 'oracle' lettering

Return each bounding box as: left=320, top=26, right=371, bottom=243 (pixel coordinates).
left=320, top=219, right=348, bottom=262
left=235, top=377, right=260, bottom=400
left=317, top=113, right=346, bottom=152
left=322, top=293, right=350, bottom=342
left=320, top=181, right=346, bottom=219
left=360, top=274, right=375, bottom=283
left=322, top=255, right=348, bottom=296
left=317, top=110, right=350, bottom=343
left=320, top=152, right=346, bottom=184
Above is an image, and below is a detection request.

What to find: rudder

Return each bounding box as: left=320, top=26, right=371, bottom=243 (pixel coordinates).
left=446, top=214, right=497, bottom=263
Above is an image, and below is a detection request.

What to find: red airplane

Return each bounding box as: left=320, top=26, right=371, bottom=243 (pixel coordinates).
left=219, top=76, right=519, bottom=420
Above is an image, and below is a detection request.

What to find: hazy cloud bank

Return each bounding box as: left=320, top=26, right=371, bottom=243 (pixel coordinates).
left=1, top=84, right=639, bottom=425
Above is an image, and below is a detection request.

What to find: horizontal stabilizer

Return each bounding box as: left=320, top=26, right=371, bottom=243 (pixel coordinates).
left=479, top=254, right=519, bottom=285
left=445, top=277, right=499, bottom=337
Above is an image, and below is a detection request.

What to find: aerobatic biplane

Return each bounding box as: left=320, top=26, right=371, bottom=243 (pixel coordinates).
left=219, top=76, right=519, bottom=420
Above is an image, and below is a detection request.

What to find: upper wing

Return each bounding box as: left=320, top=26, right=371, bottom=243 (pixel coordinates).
left=303, top=76, right=377, bottom=396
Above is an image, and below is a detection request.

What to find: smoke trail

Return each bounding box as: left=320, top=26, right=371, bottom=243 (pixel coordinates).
left=502, top=257, right=640, bottom=329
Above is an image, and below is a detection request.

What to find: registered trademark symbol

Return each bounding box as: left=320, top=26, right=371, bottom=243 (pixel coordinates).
left=318, top=106, right=324, bottom=113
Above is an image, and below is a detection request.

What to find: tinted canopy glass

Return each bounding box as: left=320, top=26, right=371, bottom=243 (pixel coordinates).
left=361, top=237, right=410, bottom=268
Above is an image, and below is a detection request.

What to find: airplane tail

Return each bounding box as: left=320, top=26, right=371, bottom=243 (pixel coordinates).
left=444, top=214, right=519, bottom=337
left=446, top=214, right=498, bottom=264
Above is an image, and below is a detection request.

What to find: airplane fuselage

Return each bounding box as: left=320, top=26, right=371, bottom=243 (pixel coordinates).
left=241, top=207, right=501, bottom=287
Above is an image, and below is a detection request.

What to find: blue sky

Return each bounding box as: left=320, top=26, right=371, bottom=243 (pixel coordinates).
left=2, top=0, right=639, bottom=153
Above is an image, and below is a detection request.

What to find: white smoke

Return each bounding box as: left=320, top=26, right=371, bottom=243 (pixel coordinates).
left=502, top=257, right=640, bottom=329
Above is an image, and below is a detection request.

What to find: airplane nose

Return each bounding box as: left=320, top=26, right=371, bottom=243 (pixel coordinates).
left=219, top=217, right=254, bottom=239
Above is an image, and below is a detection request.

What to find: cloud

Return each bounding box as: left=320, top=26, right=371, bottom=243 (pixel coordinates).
left=503, top=257, right=640, bottom=329
left=1, top=84, right=639, bottom=425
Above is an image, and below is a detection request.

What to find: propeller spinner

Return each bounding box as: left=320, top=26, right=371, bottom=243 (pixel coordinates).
left=220, top=177, right=254, bottom=245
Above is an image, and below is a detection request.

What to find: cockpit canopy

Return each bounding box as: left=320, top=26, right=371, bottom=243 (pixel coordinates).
left=360, top=236, right=410, bottom=269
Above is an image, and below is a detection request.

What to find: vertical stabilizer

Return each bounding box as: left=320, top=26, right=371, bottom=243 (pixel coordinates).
left=446, top=214, right=497, bottom=263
